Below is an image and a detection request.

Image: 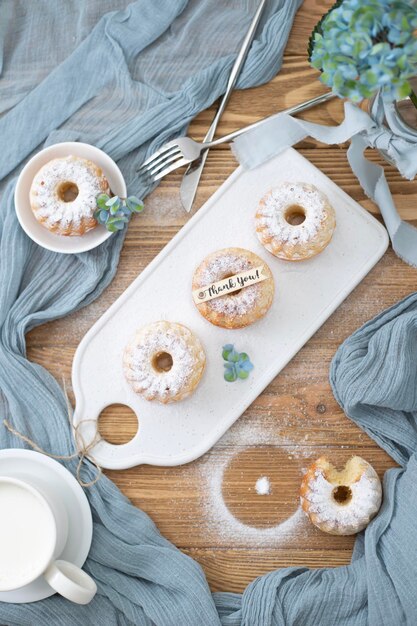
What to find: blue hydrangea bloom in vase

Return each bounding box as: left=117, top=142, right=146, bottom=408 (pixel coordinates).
left=309, top=0, right=417, bottom=146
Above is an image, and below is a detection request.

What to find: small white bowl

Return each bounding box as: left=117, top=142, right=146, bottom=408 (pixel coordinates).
left=15, top=142, right=127, bottom=254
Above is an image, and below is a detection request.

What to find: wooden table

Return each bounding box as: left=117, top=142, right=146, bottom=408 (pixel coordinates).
left=27, top=0, right=417, bottom=593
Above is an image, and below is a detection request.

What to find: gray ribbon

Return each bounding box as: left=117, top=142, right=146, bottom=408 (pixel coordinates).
left=232, top=96, right=417, bottom=267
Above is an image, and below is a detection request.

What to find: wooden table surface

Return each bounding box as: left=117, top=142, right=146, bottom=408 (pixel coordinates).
left=27, top=0, right=417, bottom=594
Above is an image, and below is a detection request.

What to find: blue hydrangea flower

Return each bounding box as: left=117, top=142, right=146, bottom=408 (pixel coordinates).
left=222, top=344, right=254, bottom=382
left=94, top=194, right=144, bottom=232
left=310, top=0, right=417, bottom=103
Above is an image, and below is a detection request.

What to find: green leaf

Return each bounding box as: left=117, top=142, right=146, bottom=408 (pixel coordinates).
left=370, top=42, right=385, bottom=55
left=96, top=193, right=110, bottom=210
left=397, top=80, right=412, bottom=99
left=222, top=344, right=234, bottom=361
left=95, top=209, right=109, bottom=224
left=224, top=368, right=237, bottom=383
left=126, top=196, right=144, bottom=213
left=320, top=71, right=332, bottom=85
left=108, top=198, right=121, bottom=214
left=227, top=349, right=240, bottom=363
left=397, top=54, right=407, bottom=71
left=333, top=71, right=344, bottom=90
left=106, top=216, right=127, bottom=226
left=114, top=210, right=129, bottom=221
left=105, top=195, right=120, bottom=207
left=363, top=70, right=378, bottom=86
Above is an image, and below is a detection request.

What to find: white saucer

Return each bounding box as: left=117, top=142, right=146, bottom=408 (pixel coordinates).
left=14, top=142, right=127, bottom=254
left=0, top=449, right=93, bottom=603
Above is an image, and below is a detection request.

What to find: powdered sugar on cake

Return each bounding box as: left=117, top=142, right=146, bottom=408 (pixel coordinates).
left=257, top=182, right=327, bottom=244
left=303, top=471, right=380, bottom=532
left=124, top=323, right=200, bottom=401
left=196, top=251, right=260, bottom=315
left=30, top=156, right=106, bottom=230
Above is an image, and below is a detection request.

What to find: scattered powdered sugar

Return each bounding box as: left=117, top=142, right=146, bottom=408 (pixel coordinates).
left=218, top=417, right=316, bottom=458
left=256, top=182, right=327, bottom=245
left=198, top=417, right=312, bottom=546
left=255, top=476, right=271, bottom=495
left=199, top=447, right=306, bottom=546
left=143, top=189, right=186, bottom=222
left=30, top=155, right=107, bottom=229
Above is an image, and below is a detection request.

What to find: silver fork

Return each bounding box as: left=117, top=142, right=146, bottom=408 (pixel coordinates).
left=137, top=91, right=336, bottom=183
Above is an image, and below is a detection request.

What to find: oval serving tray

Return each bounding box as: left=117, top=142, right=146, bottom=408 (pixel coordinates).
left=72, top=147, right=388, bottom=469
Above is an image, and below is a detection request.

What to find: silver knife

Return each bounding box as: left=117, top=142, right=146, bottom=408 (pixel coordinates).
left=180, top=0, right=268, bottom=213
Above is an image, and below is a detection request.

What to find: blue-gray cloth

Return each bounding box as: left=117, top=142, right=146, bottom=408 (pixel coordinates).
left=232, top=95, right=417, bottom=268
left=1, top=1, right=416, bottom=625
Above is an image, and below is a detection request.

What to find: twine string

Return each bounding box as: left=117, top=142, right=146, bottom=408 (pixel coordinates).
left=3, top=379, right=102, bottom=488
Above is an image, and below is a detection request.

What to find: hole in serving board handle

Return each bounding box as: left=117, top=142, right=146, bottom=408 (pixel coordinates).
left=73, top=398, right=151, bottom=469
left=98, top=404, right=139, bottom=445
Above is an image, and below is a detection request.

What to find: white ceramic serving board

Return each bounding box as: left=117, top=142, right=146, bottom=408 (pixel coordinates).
left=72, top=148, right=388, bottom=469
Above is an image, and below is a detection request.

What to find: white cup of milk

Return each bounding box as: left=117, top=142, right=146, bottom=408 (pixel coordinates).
left=0, top=476, right=97, bottom=604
